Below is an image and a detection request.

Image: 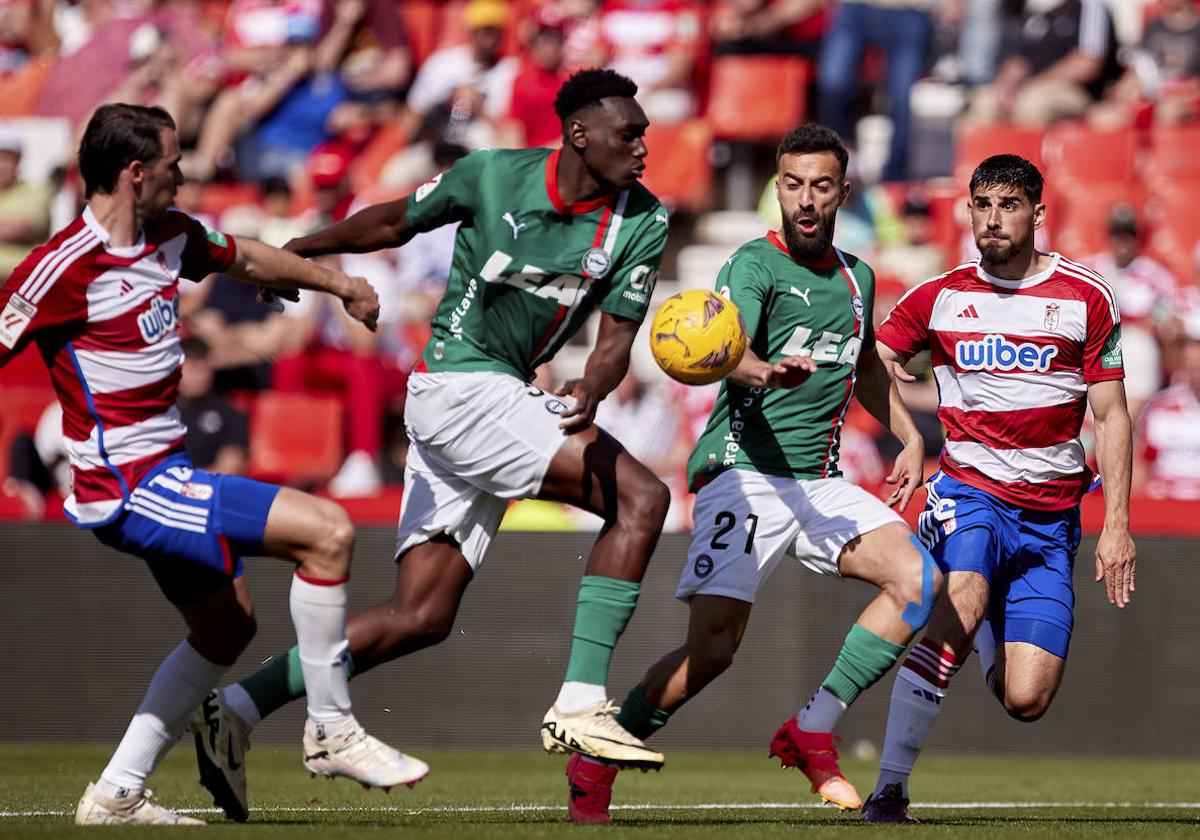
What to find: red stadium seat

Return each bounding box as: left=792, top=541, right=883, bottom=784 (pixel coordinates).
left=1046, top=181, right=1144, bottom=258
left=640, top=119, right=713, bottom=212
left=1146, top=126, right=1200, bottom=185
left=1144, top=180, right=1200, bottom=279
left=706, top=55, right=810, bottom=141
left=247, top=393, right=343, bottom=486
left=953, top=124, right=1044, bottom=184
left=1042, top=123, right=1138, bottom=185
left=397, top=0, right=440, bottom=68
left=197, top=183, right=261, bottom=219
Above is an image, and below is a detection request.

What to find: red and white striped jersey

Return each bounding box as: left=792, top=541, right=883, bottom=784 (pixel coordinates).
left=877, top=254, right=1124, bottom=511
left=0, top=206, right=237, bottom=526
left=1137, top=384, right=1200, bottom=500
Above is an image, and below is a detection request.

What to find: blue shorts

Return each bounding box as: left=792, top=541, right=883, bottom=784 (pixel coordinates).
left=916, top=472, right=1081, bottom=658
left=94, top=453, right=281, bottom=604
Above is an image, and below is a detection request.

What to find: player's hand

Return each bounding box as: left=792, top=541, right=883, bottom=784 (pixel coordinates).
left=1094, top=526, right=1136, bottom=608
left=556, top=377, right=600, bottom=432
left=884, top=357, right=917, bottom=383
left=884, top=440, right=924, bottom=512
left=341, top=275, right=380, bottom=332
left=764, top=355, right=817, bottom=389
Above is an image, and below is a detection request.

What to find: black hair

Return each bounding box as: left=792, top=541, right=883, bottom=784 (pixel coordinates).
left=260, top=175, right=292, bottom=197
left=776, top=123, right=849, bottom=177
left=79, top=103, right=175, bottom=198
left=969, top=154, right=1044, bottom=203
left=554, top=68, right=638, bottom=122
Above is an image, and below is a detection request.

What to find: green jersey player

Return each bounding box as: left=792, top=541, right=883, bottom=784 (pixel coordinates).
left=192, top=70, right=672, bottom=821
left=563, top=124, right=945, bottom=824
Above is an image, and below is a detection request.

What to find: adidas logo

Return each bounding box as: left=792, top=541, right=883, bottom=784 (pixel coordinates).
left=958, top=305, right=980, bottom=319
left=119, top=279, right=134, bottom=296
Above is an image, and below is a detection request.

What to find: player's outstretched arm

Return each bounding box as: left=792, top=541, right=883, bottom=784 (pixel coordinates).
left=227, top=236, right=380, bottom=331
left=856, top=343, right=924, bottom=510
left=1089, top=379, right=1136, bottom=609
left=557, top=313, right=640, bottom=432
left=728, top=346, right=817, bottom=389
left=285, top=197, right=415, bottom=257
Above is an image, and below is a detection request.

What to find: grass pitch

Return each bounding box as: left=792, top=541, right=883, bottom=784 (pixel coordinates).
left=1, top=745, right=1197, bottom=838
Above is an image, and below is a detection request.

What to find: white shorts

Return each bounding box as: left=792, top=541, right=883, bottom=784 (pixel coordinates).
left=676, top=469, right=903, bottom=604
left=395, top=370, right=572, bottom=570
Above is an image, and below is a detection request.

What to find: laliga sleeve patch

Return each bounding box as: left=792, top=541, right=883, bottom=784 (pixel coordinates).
left=0, top=294, right=36, bottom=348
left=414, top=173, right=443, bottom=202
left=1101, top=325, right=1123, bottom=369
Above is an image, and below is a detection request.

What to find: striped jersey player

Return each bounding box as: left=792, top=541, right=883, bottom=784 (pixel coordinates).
left=0, top=104, right=424, bottom=826
left=864, top=154, right=1136, bottom=824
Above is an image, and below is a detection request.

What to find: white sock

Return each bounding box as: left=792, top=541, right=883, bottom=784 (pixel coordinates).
left=795, top=688, right=848, bottom=733
left=222, top=683, right=262, bottom=728
left=554, top=681, right=606, bottom=713
left=290, top=574, right=353, bottom=726
left=874, top=639, right=960, bottom=800
left=98, top=640, right=227, bottom=798
left=975, top=619, right=1000, bottom=699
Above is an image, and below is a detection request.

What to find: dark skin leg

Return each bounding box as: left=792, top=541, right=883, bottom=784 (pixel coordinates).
left=342, top=425, right=669, bottom=674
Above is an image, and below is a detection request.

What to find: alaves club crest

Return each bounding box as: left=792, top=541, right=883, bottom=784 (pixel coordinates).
left=851, top=295, right=865, bottom=321
left=1044, top=302, right=1060, bottom=331
left=581, top=247, right=611, bottom=279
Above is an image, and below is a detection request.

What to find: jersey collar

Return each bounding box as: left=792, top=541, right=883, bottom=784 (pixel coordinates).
left=975, top=251, right=1061, bottom=289
left=766, top=229, right=835, bottom=269
left=544, top=148, right=614, bottom=215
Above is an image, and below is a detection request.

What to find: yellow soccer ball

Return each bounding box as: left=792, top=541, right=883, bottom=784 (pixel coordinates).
left=649, top=288, right=747, bottom=385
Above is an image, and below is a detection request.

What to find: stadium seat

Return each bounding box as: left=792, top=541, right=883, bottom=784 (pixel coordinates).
left=1042, top=123, right=1138, bottom=185
left=706, top=56, right=810, bottom=142
left=246, top=393, right=344, bottom=486
left=1146, top=126, right=1200, bottom=185
left=1046, top=181, right=1144, bottom=258
left=396, top=0, right=440, bottom=67
left=197, top=183, right=261, bottom=220
left=640, top=119, right=713, bottom=212
left=0, top=58, right=52, bottom=118
left=1144, top=181, right=1200, bottom=279
left=953, top=124, right=1044, bottom=184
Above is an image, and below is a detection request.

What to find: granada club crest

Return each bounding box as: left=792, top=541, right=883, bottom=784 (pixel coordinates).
left=581, top=247, right=611, bottom=279
left=1044, top=302, right=1060, bottom=331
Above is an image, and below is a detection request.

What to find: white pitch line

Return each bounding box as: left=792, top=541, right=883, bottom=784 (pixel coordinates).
left=5, top=802, right=1200, bottom=818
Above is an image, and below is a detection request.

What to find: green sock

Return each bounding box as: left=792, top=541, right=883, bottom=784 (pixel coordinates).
left=239, top=646, right=359, bottom=719
left=820, top=624, right=906, bottom=706
left=563, top=576, right=641, bottom=685
left=615, top=684, right=673, bottom=741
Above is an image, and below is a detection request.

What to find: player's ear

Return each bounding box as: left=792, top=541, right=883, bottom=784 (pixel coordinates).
left=840, top=178, right=851, bottom=207
left=566, top=116, right=588, bottom=151
left=1032, top=201, right=1047, bottom=230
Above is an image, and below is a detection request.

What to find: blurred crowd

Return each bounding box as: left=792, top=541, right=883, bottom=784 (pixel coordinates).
left=1, top=0, right=1199, bottom=524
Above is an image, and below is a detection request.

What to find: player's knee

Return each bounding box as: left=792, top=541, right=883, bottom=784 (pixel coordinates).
left=623, top=475, right=669, bottom=533
left=308, top=502, right=355, bottom=573
left=401, top=602, right=455, bottom=647
left=1002, top=688, right=1052, bottom=723
left=687, top=635, right=738, bottom=685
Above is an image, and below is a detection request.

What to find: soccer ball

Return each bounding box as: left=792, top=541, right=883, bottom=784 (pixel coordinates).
left=649, top=289, right=747, bottom=385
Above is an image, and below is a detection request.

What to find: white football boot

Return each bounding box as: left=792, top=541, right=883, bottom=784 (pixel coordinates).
left=302, top=717, right=429, bottom=791
left=75, top=782, right=204, bottom=826
left=541, top=700, right=665, bottom=770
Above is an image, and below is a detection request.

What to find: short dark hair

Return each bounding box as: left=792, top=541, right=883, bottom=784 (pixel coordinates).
left=969, top=154, right=1043, bottom=203
left=776, top=124, right=849, bottom=177
left=79, top=104, right=175, bottom=198
left=554, top=68, right=638, bottom=122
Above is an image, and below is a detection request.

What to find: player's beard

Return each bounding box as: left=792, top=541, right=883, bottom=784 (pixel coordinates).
left=976, top=229, right=1029, bottom=267
left=782, top=210, right=836, bottom=262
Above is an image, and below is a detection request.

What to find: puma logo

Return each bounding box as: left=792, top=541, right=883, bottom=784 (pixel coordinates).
left=503, top=212, right=527, bottom=239
left=789, top=286, right=812, bottom=306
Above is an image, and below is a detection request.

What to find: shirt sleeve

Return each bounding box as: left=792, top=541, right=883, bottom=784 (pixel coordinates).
left=1082, top=284, right=1124, bottom=382
left=713, top=248, right=772, bottom=348
left=0, top=250, right=85, bottom=362
left=598, top=211, right=668, bottom=322
left=177, top=212, right=237, bottom=281
left=875, top=280, right=937, bottom=358
left=404, top=150, right=490, bottom=234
